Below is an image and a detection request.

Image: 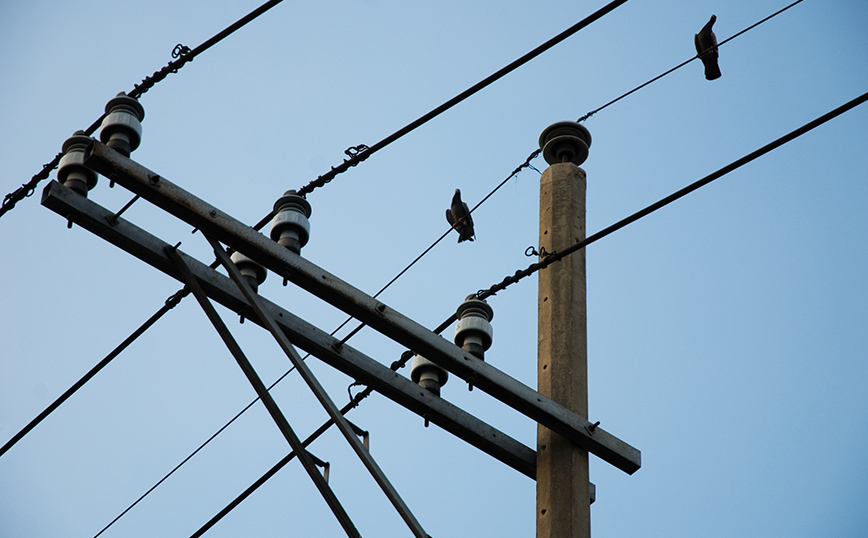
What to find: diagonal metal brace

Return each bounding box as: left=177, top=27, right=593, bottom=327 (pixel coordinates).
left=205, top=232, right=429, bottom=538
left=164, top=244, right=361, bottom=538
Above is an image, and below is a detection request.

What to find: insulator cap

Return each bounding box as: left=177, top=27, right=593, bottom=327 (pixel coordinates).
left=539, top=121, right=591, bottom=166
left=410, top=354, right=448, bottom=396
left=454, top=295, right=494, bottom=360
left=58, top=131, right=98, bottom=195
left=230, top=251, right=267, bottom=292
left=100, top=92, right=145, bottom=156
left=270, top=190, right=312, bottom=254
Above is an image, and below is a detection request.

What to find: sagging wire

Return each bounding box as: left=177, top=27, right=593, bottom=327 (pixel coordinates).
left=92, top=362, right=295, bottom=537
left=0, top=288, right=189, bottom=459
left=578, top=0, right=806, bottom=123
left=0, top=0, right=287, bottom=220
left=94, top=322, right=339, bottom=537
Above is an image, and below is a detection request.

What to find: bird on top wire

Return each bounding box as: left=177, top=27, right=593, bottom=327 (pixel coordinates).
left=446, top=189, right=475, bottom=243
left=695, top=14, right=722, bottom=80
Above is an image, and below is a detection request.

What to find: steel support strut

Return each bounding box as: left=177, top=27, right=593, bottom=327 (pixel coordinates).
left=205, top=233, right=429, bottom=538
left=164, top=245, right=361, bottom=538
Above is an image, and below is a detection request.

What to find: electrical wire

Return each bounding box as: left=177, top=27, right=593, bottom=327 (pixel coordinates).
left=0, top=288, right=188, bottom=459
left=190, top=382, right=381, bottom=537
left=0, top=0, right=287, bottom=220
left=92, top=358, right=298, bottom=538
left=578, top=0, right=805, bottom=122
left=292, top=0, right=629, bottom=197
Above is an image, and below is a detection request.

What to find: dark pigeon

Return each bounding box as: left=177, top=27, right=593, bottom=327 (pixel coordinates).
left=445, top=189, right=475, bottom=243
left=695, top=14, right=721, bottom=80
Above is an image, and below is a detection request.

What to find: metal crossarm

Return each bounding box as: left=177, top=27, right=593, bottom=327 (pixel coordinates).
left=41, top=179, right=537, bottom=478
left=165, top=244, right=362, bottom=538
left=80, top=142, right=641, bottom=474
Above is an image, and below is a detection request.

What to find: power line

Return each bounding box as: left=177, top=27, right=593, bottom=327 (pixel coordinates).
left=0, top=0, right=287, bottom=220
left=252, top=0, right=629, bottom=212
left=578, top=0, right=805, bottom=122
left=0, top=288, right=188, bottom=459
left=93, top=314, right=351, bottom=536
left=91, top=357, right=298, bottom=537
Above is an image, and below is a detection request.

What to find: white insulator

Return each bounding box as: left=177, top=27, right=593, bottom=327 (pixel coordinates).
left=99, top=92, right=145, bottom=156
left=230, top=251, right=267, bottom=292
left=270, top=190, right=311, bottom=254
left=454, top=295, right=494, bottom=360
left=410, top=355, right=448, bottom=396
left=58, top=132, right=98, bottom=195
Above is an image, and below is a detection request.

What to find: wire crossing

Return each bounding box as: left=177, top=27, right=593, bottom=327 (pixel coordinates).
left=0, top=0, right=287, bottom=220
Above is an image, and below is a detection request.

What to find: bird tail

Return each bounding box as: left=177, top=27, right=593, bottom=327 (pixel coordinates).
left=705, top=63, right=721, bottom=80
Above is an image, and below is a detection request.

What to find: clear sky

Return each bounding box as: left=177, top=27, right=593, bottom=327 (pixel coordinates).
left=1, top=1, right=867, bottom=537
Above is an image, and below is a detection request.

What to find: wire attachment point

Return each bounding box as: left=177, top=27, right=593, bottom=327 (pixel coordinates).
left=525, top=246, right=551, bottom=258
left=344, top=144, right=370, bottom=162
left=172, top=44, right=192, bottom=59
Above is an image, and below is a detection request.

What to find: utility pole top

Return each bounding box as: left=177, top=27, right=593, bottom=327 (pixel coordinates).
left=539, top=121, right=592, bottom=166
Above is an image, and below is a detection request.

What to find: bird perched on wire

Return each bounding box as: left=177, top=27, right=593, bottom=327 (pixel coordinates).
left=445, top=189, right=475, bottom=243
left=695, top=14, right=721, bottom=80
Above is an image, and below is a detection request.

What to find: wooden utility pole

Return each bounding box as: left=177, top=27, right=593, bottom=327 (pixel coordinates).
left=536, top=121, right=593, bottom=538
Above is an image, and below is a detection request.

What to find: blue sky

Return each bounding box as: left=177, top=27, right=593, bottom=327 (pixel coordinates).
left=1, top=1, right=867, bottom=537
